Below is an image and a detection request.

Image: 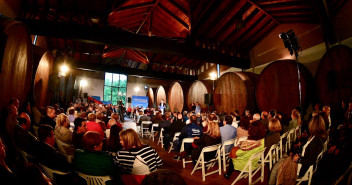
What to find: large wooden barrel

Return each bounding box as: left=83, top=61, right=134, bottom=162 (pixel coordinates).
left=256, top=60, right=314, bottom=117
left=156, top=86, right=167, bottom=108
left=147, top=87, right=155, bottom=108
left=315, top=45, right=352, bottom=112
left=187, top=80, right=211, bottom=110
left=33, top=51, right=54, bottom=108
left=213, top=72, right=258, bottom=115
left=168, top=82, right=184, bottom=112
left=0, top=18, right=33, bottom=113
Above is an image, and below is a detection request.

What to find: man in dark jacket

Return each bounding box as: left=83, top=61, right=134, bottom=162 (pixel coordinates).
left=39, top=106, right=56, bottom=129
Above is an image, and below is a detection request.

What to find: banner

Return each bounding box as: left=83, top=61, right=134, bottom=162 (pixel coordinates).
left=132, top=96, right=148, bottom=108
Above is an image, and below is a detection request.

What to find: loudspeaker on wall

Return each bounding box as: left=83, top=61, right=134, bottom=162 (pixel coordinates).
left=204, top=94, right=213, bottom=105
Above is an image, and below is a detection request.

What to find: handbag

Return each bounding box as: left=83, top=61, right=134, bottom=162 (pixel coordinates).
left=228, top=146, right=240, bottom=159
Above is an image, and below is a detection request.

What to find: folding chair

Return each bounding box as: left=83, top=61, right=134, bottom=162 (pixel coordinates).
left=287, top=129, right=295, bottom=151
left=296, top=165, right=314, bottom=185
left=191, top=144, right=222, bottom=181
left=77, top=172, right=112, bottom=185
left=314, top=150, right=324, bottom=173
left=231, top=148, right=266, bottom=185
left=295, top=125, right=301, bottom=138
left=263, top=144, right=278, bottom=170
left=150, top=123, right=159, bottom=141
left=141, top=121, right=152, bottom=138
left=157, top=128, right=164, bottom=148
left=55, top=138, right=74, bottom=163
left=278, top=132, right=288, bottom=159
left=39, top=163, right=70, bottom=182
left=180, top=138, right=194, bottom=168
left=234, top=136, right=248, bottom=147
left=168, top=132, right=181, bottom=153
left=221, top=138, right=236, bottom=172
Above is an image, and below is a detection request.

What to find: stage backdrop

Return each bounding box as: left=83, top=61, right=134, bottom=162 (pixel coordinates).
left=132, top=96, right=148, bottom=108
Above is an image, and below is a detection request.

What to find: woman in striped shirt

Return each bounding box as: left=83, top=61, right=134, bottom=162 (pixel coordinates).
left=116, top=129, right=162, bottom=175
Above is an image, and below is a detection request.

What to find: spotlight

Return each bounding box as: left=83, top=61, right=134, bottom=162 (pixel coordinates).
left=209, top=72, right=217, bottom=80
left=59, top=64, right=69, bottom=76
left=144, top=85, right=149, bottom=90
left=134, top=87, right=140, bottom=92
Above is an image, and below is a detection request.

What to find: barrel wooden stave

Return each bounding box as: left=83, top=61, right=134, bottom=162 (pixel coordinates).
left=315, top=45, right=352, bottom=111
left=187, top=80, right=211, bottom=110
left=213, top=72, right=258, bottom=115
left=0, top=19, right=33, bottom=112
left=256, top=59, right=314, bottom=117
left=147, top=87, right=155, bottom=108
left=33, top=51, right=54, bottom=108
left=168, top=82, right=184, bottom=112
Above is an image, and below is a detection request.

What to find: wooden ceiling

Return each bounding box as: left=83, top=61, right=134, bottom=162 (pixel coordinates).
left=19, top=0, right=348, bottom=78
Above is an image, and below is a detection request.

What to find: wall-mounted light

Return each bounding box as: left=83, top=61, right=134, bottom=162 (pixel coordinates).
left=59, top=64, right=69, bottom=76
left=134, top=87, right=140, bottom=92
left=80, top=79, right=87, bottom=87
left=210, top=72, right=217, bottom=80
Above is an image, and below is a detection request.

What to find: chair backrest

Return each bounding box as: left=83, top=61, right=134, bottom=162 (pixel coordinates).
left=55, top=138, right=74, bottom=156
left=202, top=144, right=221, bottom=153
left=160, top=128, right=164, bottom=136
left=142, top=121, right=152, bottom=125
left=152, top=123, right=159, bottom=128
left=265, top=144, right=278, bottom=160
left=39, top=163, right=70, bottom=181
left=180, top=138, right=194, bottom=151
left=243, top=148, right=265, bottom=172
left=172, top=132, right=181, bottom=141
left=222, top=138, right=236, bottom=155
left=77, top=172, right=111, bottom=185
left=234, top=136, right=248, bottom=146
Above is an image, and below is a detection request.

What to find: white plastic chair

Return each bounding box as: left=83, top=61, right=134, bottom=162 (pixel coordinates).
left=157, top=128, right=164, bottom=148
left=168, top=132, right=181, bottom=153
left=39, top=163, right=70, bottom=182
left=77, top=172, right=112, bottom=185
left=278, top=132, right=288, bottom=159
left=287, top=129, right=295, bottom=151
left=55, top=138, right=74, bottom=163
left=263, top=144, right=278, bottom=170
left=191, top=144, right=222, bottom=181
left=296, top=165, right=314, bottom=185
left=141, top=121, right=152, bottom=138
left=150, top=123, right=159, bottom=141
left=180, top=138, right=194, bottom=168
left=221, top=138, right=236, bottom=172
left=234, top=136, right=248, bottom=147
left=231, top=148, right=266, bottom=185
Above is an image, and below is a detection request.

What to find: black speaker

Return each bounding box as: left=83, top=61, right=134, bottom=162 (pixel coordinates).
left=204, top=94, right=213, bottom=105
left=128, top=97, right=132, bottom=103
left=83, top=93, right=88, bottom=98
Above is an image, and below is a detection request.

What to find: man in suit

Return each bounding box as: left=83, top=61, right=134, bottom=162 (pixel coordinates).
left=159, top=99, right=166, bottom=115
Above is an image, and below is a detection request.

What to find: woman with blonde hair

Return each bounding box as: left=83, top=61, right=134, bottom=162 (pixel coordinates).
left=116, top=129, right=162, bottom=175
left=54, top=113, right=73, bottom=144
left=107, top=113, right=122, bottom=130
left=191, top=121, right=221, bottom=163
left=289, top=109, right=301, bottom=130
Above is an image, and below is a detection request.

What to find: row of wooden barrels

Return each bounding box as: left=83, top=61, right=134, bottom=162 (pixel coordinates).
left=148, top=46, right=352, bottom=117
left=1, top=18, right=352, bottom=119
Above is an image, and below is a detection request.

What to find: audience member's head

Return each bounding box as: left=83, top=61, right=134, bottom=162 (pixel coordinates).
left=248, top=121, right=266, bottom=140
left=224, top=115, right=233, bottom=125
left=253, top=113, right=260, bottom=121
left=205, top=121, right=220, bottom=138
left=56, top=113, right=69, bottom=128
left=38, top=124, right=55, bottom=146
left=261, top=111, right=268, bottom=119
left=46, top=106, right=56, bottom=119
left=177, top=113, right=183, bottom=120
left=19, top=112, right=31, bottom=131
left=269, top=110, right=276, bottom=119
left=111, top=113, right=120, bottom=122
left=119, top=128, right=143, bottom=150
left=309, top=115, right=327, bottom=138
left=7, top=104, right=18, bottom=117
left=144, top=109, right=148, bottom=115
left=9, top=98, right=20, bottom=109
left=268, top=118, right=282, bottom=133
left=87, top=113, right=96, bottom=121
left=322, top=106, right=331, bottom=116
left=82, top=131, right=103, bottom=152
left=74, top=117, right=87, bottom=133
left=96, top=112, right=104, bottom=121
left=190, top=115, right=197, bottom=123
left=68, top=108, right=75, bottom=115
left=141, top=169, right=187, bottom=185
left=239, top=117, right=250, bottom=130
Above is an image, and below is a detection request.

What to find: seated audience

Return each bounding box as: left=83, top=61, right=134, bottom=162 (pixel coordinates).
left=288, top=109, right=301, bottom=131
left=264, top=118, right=282, bottom=156
left=0, top=138, right=21, bottom=185
left=107, top=113, right=122, bottom=130
left=72, top=118, right=87, bottom=150
left=54, top=113, right=73, bottom=144
left=33, top=124, right=71, bottom=172
left=220, top=115, right=237, bottom=153
left=39, top=106, right=56, bottom=129
left=224, top=121, right=266, bottom=179
left=169, top=113, right=186, bottom=140
left=14, top=113, right=38, bottom=155
left=191, top=121, right=221, bottom=163
left=68, top=108, right=75, bottom=123
left=159, top=114, right=171, bottom=150
left=237, top=117, right=250, bottom=139
left=105, top=124, right=123, bottom=153
left=116, top=129, right=162, bottom=175
left=174, top=115, right=203, bottom=158
left=74, top=131, right=121, bottom=184
left=86, top=113, right=104, bottom=139
left=259, top=111, right=269, bottom=132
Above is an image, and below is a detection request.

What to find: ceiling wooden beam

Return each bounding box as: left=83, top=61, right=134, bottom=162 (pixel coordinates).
left=20, top=19, right=250, bottom=69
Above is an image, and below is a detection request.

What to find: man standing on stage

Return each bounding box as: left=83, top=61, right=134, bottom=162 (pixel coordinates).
left=117, top=100, right=125, bottom=122
left=159, top=99, right=166, bottom=115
